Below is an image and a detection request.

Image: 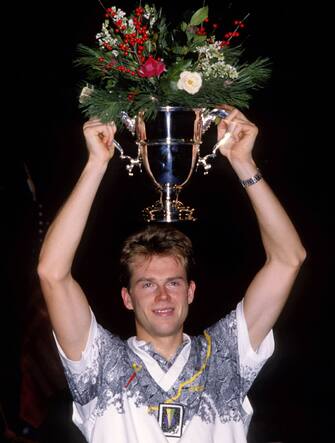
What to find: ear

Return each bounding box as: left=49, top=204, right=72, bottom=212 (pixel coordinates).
left=121, top=287, right=134, bottom=310
left=187, top=281, right=196, bottom=304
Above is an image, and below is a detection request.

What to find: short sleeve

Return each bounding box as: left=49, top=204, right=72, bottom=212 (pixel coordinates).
left=54, top=308, right=99, bottom=375
left=53, top=309, right=124, bottom=406
left=236, top=300, right=275, bottom=395
left=204, top=300, right=275, bottom=419
left=53, top=310, right=128, bottom=438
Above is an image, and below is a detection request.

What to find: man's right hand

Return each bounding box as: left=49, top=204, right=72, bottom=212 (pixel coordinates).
left=83, top=119, right=117, bottom=164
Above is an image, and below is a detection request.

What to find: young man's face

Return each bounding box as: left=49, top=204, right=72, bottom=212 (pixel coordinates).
left=121, top=254, right=195, bottom=343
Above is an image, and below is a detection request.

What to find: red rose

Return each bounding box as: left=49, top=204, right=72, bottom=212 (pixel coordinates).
left=138, top=56, right=166, bottom=78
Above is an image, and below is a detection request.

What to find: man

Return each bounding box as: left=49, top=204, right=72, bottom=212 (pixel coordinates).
left=37, top=106, right=306, bottom=442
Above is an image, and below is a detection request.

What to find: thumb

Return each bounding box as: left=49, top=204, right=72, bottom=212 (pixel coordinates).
left=217, top=120, right=228, bottom=140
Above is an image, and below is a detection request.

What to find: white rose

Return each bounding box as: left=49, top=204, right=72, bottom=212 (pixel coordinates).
left=177, top=71, right=202, bottom=94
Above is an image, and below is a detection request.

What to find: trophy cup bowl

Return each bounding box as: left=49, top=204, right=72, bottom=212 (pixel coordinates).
left=114, top=106, right=228, bottom=223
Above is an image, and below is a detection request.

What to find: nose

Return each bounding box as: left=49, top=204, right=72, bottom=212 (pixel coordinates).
left=155, top=285, right=170, bottom=301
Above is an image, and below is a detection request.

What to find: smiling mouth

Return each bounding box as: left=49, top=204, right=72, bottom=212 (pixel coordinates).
left=153, top=308, right=174, bottom=316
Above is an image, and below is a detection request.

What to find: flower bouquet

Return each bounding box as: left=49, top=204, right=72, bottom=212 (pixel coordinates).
left=77, top=2, right=270, bottom=126
left=76, top=2, right=271, bottom=222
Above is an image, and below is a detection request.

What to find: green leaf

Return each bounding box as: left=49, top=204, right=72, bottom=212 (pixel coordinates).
left=192, top=34, right=207, bottom=43
left=190, top=6, right=208, bottom=26
left=145, top=39, right=153, bottom=53
left=180, top=22, right=188, bottom=32
left=159, top=78, right=170, bottom=93
left=172, top=46, right=189, bottom=55
left=166, top=59, right=192, bottom=80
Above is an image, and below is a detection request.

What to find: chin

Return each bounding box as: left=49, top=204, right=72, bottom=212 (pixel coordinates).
left=151, top=324, right=183, bottom=338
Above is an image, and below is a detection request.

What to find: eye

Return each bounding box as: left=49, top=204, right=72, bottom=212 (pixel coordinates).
left=141, top=281, right=158, bottom=291
left=142, top=281, right=153, bottom=288
left=168, top=280, right=180, bottom=287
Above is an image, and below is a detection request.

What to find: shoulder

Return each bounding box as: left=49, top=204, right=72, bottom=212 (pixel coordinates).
left=204, top=308, right=238, bottom=344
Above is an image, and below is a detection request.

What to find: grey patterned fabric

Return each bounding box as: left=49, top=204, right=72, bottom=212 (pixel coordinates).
left=61, top=308, right=264, bottom=429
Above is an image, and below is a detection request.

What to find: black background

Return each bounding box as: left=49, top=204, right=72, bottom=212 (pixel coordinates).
left=2, top=1, right=333, bottom=442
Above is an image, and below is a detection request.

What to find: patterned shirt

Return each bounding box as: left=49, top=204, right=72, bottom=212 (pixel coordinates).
left=135, top=338, right=189, bottom=372
left=55, top=301, right=274, bottom=442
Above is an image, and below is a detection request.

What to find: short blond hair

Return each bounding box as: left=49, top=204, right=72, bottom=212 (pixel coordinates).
left=120, top=225, right=195, bottom=288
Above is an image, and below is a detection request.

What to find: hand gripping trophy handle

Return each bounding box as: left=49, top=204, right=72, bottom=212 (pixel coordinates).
left=197, top=108, right=229, bottom=175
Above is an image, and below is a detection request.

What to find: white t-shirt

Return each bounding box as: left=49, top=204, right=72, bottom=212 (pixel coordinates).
left=55, top=301, right=274, bottom=442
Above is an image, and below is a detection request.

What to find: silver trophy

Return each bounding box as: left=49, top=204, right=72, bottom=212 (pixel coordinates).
left=113, top=106, right=228, bottom=222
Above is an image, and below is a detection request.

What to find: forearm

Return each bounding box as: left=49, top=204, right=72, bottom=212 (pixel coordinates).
left=217, top=109, right=306, bottom=348
left=38, top=158, right=108, bottom=280
left=230, top=158, right=306, bottom=265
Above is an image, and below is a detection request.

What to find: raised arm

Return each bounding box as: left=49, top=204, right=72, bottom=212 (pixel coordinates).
left=217, top=106, right=306, bottom=350
left=37, top=119, right=116, bottom=360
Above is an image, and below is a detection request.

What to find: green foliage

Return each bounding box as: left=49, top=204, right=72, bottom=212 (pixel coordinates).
left=76, top=3, right=271, bottom=129
left=190, top=6, right=208, bottom=26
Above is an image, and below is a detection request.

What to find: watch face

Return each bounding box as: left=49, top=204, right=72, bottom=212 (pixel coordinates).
left=158, top=403, right=184, bottom=438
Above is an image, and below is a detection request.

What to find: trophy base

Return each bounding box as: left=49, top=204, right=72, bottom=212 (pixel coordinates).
left=142, top=200, right=196, bottom=223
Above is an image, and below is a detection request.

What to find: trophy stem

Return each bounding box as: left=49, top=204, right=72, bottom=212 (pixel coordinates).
left=143, top=184, right=196, bottom=223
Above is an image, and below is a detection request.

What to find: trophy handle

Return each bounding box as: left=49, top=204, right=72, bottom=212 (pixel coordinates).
left=197, top=108, right=229, bottom=175
left=113, top=139, right=141, bottom=176
left=110, top=111, right=141, bottom=176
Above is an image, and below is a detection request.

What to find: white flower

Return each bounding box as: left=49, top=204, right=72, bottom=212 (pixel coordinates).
left=96, top=22, right=118, bottom=48
left=114, top=8, right=126, bottom=21
left=201, top=61, right=239, bottom=80
left=144, top=5, right=158, bottom=25
left=127, top=18, right=136, bottom=34
left=177, top=71, right=202, bottom=94
left=79, top=85, right=94, bottom=104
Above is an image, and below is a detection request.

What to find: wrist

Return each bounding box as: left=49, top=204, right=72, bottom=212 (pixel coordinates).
left=87, top=152, right=110, bottom=166
left=240, top=169, right=263, bottom=188
left=86, top=156, right=109, bottom=174
left=229, top=158, right=258, bottom=181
